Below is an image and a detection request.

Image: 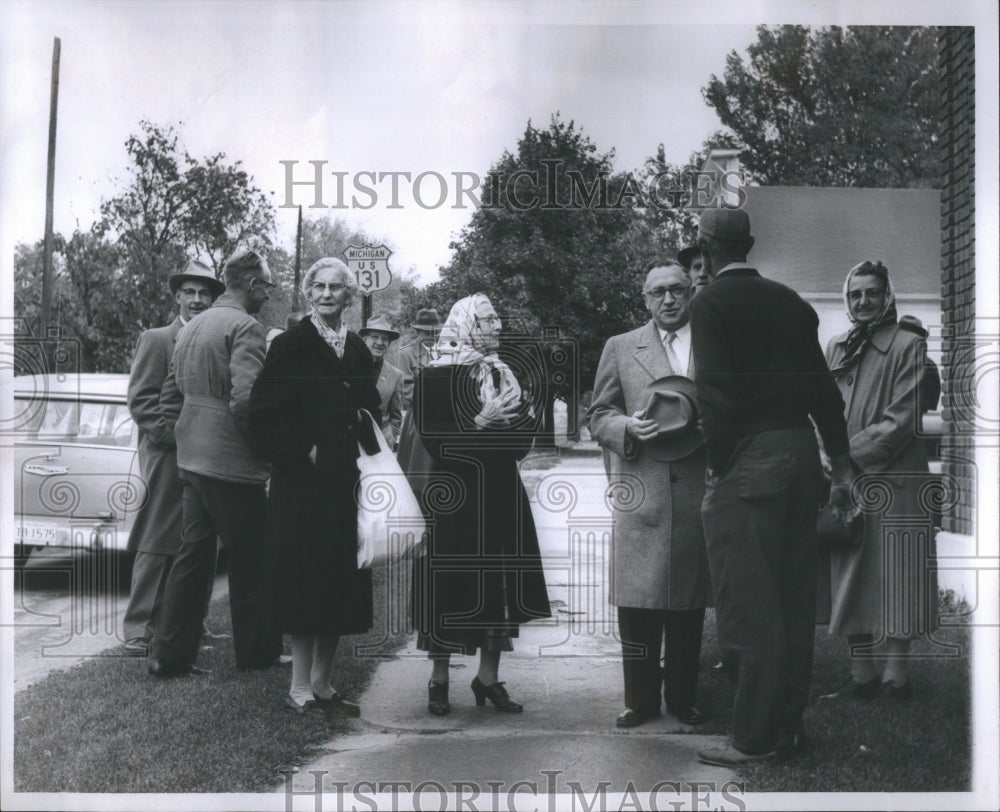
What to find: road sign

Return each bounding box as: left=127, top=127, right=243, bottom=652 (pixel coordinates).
left=344, top=244, right=393, bottom=294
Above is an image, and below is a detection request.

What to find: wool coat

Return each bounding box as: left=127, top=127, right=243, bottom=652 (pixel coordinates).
left=248, top=319, right=382, bottom=636
left=160, top=295, right=270, bottom=484
left=825, top=322, right=938, bottom=639
left=126, top=317, right=184, bottom=555
left=374, top=359, right=404, bottom=446
left=409, top=363, right=551, bottom=649
left=588, top=321, right=712, bottom=611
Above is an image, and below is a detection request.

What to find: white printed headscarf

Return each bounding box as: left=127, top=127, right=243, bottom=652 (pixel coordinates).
left=429, top=293, right=521, bottom=403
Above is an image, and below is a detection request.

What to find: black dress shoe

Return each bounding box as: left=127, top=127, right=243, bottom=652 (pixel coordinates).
left=883, top=679, right=913, bottom=700
left=847, top=676, right=882, bottom=700
left=428, top=680, right=450, bottom=716
left=284, top=695, right=317, bottom=714
left=147, top=658, right=191, bottom=677
left=313, top=691, right=361, bottom=717
left=471, top=677, right=522, bottom=712
left=615, top=707, right=660, bottom=728
left=667, top=705, right=706, bottom=725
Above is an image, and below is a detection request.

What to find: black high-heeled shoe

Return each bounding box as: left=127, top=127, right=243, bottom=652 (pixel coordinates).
left=471, top=676, right=523, bottom=713
left=428, top=680, right=450, bottom=716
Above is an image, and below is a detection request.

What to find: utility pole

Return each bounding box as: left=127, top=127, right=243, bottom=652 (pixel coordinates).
left=292, top=205, right=302, bottom=312
left=41, top=37, right=61, bottom=334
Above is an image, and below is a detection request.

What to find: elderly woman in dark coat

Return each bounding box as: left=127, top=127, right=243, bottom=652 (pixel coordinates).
left=249, top=258, right=381, bottom=713
left=408, top=293, right=550, bottom=716
left=825, top=260, right=937, bottom=700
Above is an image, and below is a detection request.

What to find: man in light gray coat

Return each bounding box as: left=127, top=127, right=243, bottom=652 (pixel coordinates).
left=122, top=260, right=224, bottom=655
left=150, top=247, right=282, bottom=676
left=588, top=259, right=712, bottom=728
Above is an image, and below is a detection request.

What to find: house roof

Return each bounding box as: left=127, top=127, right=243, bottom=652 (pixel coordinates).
left=740, top=186, right=940, bottom=295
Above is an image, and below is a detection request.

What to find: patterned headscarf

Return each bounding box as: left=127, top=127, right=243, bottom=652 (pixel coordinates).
left=830, top=260, right=898, bottom=377
left=429, top=293, right=522, bottom=402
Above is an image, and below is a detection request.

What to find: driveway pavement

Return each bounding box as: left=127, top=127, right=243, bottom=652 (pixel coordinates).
left=278, top=455, right=738, bottom=809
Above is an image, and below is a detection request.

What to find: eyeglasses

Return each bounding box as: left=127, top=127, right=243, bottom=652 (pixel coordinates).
left=251, top=277, right=277, bottom=290
left=310, top=282, right=347, bottom=294
left=178, top=287, right=214, bottom=299
left=644, top=285, right=689, bottom=301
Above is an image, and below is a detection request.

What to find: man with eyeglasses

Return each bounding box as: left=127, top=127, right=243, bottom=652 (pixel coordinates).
left=358, top=315, right=404, bottom=449
left=151, top=246, right=283, bottom=676
left=122, top=260, right=225, bottom=657
left=588, top=260, right=713, bottom=731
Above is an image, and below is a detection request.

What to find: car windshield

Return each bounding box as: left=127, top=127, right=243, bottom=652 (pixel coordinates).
left=17, top=398, right=134, bottom=446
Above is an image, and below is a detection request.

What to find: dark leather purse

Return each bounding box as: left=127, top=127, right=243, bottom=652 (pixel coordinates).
left=816, top=502, right=863, bottom=547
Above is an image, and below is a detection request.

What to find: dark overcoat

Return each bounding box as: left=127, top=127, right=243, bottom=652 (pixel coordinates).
left=248, top=319, right=382, bottom=636
left=126, top=317, right=184, bottom=555
left=409, top=363, right=551, bottom=647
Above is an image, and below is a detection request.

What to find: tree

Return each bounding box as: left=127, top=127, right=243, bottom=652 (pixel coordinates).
left=428, top=115, right=654, bottom=442
left=703, top=26, right=941, bottom=187
left=100, top=120, right=276, bottom=279
left=14, top=227, right=139, bottom=373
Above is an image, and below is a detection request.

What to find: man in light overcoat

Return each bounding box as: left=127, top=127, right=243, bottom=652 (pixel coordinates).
left=122, top=260, right=224, bottom=654
left=588, top=260, right=713, bottom=728
left=359, top=315, right=404, bottom=448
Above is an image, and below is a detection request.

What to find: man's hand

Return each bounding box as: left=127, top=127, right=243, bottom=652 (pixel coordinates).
left=828, top=452, right=854, bottom=524
left=626, top=409, right=660, bottom=442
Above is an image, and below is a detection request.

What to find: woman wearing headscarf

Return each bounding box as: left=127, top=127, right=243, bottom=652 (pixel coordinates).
left=408, top=293, right=550, bottom=716
left=249, top=258, right=381, bottom=713
left=824, top=260, right=938, bottom=700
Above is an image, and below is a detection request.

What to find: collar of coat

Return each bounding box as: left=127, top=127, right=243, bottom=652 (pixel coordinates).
left=832, top=322, right=900, bottom=355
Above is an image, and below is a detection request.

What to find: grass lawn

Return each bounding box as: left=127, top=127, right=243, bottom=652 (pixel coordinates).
left=14, top=563, right=409, bottom=793
left=694, top=593, right=972, bottom=792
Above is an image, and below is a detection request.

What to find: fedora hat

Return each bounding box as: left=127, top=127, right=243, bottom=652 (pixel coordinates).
left=637, top=375, right=703, bottom=462
left=411, top=308, right=442, bottom=331
left=358, top=314, right=400, bottom=341
left=677, top=245, right=700, bottom=270
left=169, top=259, right=225, bottom=297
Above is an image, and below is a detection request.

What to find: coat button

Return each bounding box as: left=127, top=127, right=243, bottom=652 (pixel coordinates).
left=845, top=375, right=854, bottom=385
left=344, top=381, right=351, bottom=388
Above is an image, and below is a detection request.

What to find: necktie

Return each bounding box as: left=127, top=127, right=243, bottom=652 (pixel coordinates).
left=664, top=331, right=681, bottom=374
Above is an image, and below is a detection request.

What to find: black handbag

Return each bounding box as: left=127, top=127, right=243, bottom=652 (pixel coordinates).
left=816, top=502, right=863, bottom=547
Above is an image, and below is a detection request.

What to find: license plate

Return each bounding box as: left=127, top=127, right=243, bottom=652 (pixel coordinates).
left=17, top=521, right=60, bottom=543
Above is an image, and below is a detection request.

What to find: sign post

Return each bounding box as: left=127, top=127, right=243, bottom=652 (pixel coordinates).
left=344, top=244, right=393, bottom=328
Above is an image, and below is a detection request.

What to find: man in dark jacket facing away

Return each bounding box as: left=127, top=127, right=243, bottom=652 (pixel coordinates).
left=690, top=209, right=853, bottom=766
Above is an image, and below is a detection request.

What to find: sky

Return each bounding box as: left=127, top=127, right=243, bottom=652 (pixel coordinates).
left=2, top=0, right=991, bottom=288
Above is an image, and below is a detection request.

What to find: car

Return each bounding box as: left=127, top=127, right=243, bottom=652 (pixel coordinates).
left=14, top=373, right=141, bottom=564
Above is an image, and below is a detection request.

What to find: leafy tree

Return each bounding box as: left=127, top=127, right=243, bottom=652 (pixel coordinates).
left=14, top=228, right=139, bottom=373
left=703, top=25, right=941, bottom=187
left=100, top=120, right=276, bottom=279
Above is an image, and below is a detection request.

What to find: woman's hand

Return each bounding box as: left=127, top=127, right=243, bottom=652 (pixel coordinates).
left=475, top=388, right=521, bottom=429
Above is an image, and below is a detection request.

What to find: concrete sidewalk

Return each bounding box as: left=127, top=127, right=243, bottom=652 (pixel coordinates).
left=278, top=457, right=735, bottom=807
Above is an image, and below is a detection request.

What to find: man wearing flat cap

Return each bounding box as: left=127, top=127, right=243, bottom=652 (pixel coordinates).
left=359, top=315, right=404, bottom=448
left=690, top=208, right=852, bottom=766
left=122, top=260, right=225, bottom=656
left=588, top=259, right=713, bottom=730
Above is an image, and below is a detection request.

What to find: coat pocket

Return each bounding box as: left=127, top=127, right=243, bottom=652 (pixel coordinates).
left=737, top=446, right=791, bottom=500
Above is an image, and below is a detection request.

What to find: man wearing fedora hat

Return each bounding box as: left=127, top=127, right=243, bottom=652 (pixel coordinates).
left=690, top=208, right=853, bottom=766
left=589, top=260, right=713, bottom=730
left=122, top=259, right=225, bottom=656
left=395, top=308, right=442, bottom=414
left=359, top=315, right=404, bottom=447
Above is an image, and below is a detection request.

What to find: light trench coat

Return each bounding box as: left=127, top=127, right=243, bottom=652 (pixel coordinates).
left=824, top=322, right=938, bottom=639
left=588, top=321, right=712, bottom=611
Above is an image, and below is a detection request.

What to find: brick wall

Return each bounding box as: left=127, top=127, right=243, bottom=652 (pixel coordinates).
left=938, top=27, right=976, bottom=535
